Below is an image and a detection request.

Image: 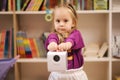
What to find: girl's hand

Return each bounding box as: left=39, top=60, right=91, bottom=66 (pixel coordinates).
left=15, top=55, right=20, bottom=60
left=47, top=42, right=58, bottom=51
left=58, top=42, right=72, bottom=51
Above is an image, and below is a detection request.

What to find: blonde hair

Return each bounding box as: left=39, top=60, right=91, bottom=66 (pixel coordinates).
left=52, top=3, right=78, bottom=43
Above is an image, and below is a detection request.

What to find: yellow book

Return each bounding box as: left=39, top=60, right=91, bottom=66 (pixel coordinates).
left=8, top=0, right=11, bottom=11
left=33, top=0, right=43, bottom=11
left=94, top=0, right=108, bottom=10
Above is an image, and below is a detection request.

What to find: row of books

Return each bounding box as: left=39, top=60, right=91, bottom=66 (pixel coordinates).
left=112, top=0, right=120, bottom=10
left=16, top=0, right=109, bottom=11
left=16, top=31, right=47, bottom=58
left=16, top=0, right=44, bottom=11
left=112, top=35, right=120, bottom=58
left=0, top=28, right=14, bottom=59
left=0, top=0, right=13, bottom=11
left=83, top=42, right=108, bottom=58
left=0, top=0, right=109, bottom=11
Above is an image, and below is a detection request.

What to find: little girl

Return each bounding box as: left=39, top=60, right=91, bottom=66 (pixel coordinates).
left=45, top=3, right=88, bottom=80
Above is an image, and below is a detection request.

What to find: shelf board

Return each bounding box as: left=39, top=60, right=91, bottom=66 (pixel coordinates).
left=112, top=58, right=120, bottom=62
left=77, top=10, right=109, bottom=14
left=84, top=57, right=109, bottom=62
left=112, top=10, right=120, bottom=13
left=15, top=11, right=47, bottom=14
left=17, top=57, right=109, bottom=63
left=17, top=58, right=47, bottom=63
left=0, top=11, right=13, bottom=14
left=15, top=10, right=109, bottom=14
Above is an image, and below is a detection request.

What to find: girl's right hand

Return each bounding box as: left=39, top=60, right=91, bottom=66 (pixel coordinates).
left=47, top=42, right=58, bottom=51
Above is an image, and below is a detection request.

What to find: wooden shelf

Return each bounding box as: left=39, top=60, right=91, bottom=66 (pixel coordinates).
left=17, top=57, right=109, bottom=63
left=17, top=58, right=47, bottom=63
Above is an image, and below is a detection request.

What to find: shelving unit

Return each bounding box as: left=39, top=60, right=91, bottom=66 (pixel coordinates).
left=0, top=0, right=120, bottom=80
left=112, top=0, right=120, bottom=79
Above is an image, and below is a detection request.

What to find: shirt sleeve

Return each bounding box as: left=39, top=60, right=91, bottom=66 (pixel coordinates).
left=45, top=33, right=59, bottom=50
left=65, top=30, right=85, bottom=49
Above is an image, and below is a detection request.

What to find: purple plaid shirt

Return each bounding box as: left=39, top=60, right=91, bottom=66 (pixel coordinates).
left=0, top=58, right=16, bottom=80
left=45, top=29, right=85, bottom=69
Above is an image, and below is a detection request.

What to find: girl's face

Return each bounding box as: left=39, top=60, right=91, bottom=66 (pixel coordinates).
left=54, top=7, right=75, bottom=34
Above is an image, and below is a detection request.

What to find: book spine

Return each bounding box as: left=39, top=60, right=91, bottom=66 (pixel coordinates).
left=21, top=0, right=30, bottom=11
left=29, top=38, right=38, bottom=58
left=34, top=39, right=40, bottom=57
left=0, top=30, right=6, bottom=58
left=16, top=37, right=26, bottom=58
left=16, top=0, right=21, bottom=11
left=2, top=0, right=7, bottom=11
left=23, top=38, right=32, bottom=58
left=4, top=30, right=10, bottom=58
left=26, top=0, right=34, bottom=11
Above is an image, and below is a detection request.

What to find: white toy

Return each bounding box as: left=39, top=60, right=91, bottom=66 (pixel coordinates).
left=47, top=51, right=67, bottom=72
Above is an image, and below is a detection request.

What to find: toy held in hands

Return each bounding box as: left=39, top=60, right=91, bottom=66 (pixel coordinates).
left=47, top=51, right=67, bottom=72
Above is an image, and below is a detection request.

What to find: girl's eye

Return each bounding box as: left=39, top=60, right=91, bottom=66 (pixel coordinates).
left=56, top=19, right=60, bottom=23
left=64, top=19, right=68, bottom=22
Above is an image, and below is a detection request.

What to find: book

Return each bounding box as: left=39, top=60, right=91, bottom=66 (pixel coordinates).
left=21, top=0, right=31, bottom=11
left=16, top=37, right=26, bottom=58
left=94, top=0, right=108, bottom=10
left=4, top=30, right=10, bottom=58
left=32, top=0, right=43, bottom=11
left=28, top=38, right=38, bottom=58
left=2, top=0, right=7, bottom=11
left=8, top=28, right=13, bottom=58
left=16, top=31, right=27, bottom=58
left=0, top=30, right=6, bottom=58
left=98, top=42, right=108, bottom=58
left=83, top=43, right=99, bottom=57
left=23, top=38, right=32, bottom=58
left=16, top=0, right=21, bottom=11
left=33, top=38, right=40, bottom=57
left=26, top=0, right=35, bottom=11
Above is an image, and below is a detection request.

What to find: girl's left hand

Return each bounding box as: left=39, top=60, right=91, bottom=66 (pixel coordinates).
left=58, top=42, right=72, bottom=51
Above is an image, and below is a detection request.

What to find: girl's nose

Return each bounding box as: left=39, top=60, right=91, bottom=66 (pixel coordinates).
left=60, top=22, right=64, bottom=27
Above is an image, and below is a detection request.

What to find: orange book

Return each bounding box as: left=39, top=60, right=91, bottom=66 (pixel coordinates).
left=28, top=38, right=38, bottom=58
left=33, top=38, right=40, bottom=57
left=0, top=30, right=6, bottom=58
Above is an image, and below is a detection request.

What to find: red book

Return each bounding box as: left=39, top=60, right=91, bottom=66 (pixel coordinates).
left=0, top=30, right=6, bottom=58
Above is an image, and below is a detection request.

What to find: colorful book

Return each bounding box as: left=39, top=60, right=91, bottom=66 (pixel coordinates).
left=16, top=37, right=26, bottom=58
left=23, top=38, right=32, bottom=58
left=32, top=0, right=43, bottom=11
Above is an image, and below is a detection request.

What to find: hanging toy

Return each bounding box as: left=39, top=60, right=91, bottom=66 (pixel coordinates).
left=45, top=9, right=52, bottom=22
